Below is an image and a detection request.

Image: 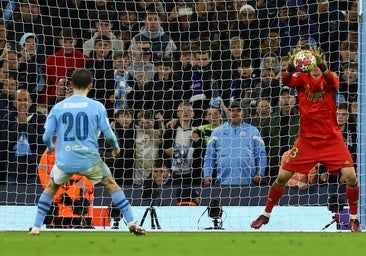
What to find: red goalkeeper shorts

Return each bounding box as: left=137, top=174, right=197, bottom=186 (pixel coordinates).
left=281, top=135, right=354, bottom=174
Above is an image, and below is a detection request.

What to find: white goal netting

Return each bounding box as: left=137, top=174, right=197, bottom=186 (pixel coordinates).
left=0, top=0, right=364, bottom=231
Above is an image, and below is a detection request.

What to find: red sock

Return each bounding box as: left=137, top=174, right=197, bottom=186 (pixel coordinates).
left=264, top=185, right=286, bottom=213
left=346, top=184, right=359, bottom=215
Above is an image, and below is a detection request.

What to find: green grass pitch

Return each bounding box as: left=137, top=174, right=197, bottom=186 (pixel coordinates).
left=1, top=231, right=365, bottom=256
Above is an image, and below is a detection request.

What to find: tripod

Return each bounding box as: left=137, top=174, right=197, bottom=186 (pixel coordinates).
left=322, top=212, right=349, bottom=230
left=323, top=194, right=347, bottom=230
left=322, top=213, right=341, bottom=230
left=109, top=203, right=122, bottom=229
left=140, top=199, right=161, bottom=229
left=205, top=218, right=224, bottom=230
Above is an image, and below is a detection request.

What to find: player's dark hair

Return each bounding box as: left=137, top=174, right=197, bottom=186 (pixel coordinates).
left=71, top=69, right=93, bottom=90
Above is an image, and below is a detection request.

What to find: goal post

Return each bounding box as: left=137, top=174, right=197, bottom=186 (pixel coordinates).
left=358, top=0, right=366, bottom=229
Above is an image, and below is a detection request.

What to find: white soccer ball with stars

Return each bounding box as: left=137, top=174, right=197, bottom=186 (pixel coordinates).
left=293, top=50, right=317, bottom=73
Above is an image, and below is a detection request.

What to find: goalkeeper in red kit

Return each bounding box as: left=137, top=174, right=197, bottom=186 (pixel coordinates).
left=251, top=47, right=361, bottom=232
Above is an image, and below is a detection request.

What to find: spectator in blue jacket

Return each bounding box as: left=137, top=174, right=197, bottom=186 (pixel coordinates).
left=203, top=101, right=267, bottom=186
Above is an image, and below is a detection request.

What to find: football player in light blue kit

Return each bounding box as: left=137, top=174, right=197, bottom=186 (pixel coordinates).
left=29, top=69, right=145, bottom=235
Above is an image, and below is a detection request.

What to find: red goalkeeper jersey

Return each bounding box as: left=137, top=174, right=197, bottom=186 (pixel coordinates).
left=282, top=71, right=341, bottom=139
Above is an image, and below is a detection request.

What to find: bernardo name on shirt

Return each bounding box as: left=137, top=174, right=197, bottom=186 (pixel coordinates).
left=63, top=102, right=88, bottom=109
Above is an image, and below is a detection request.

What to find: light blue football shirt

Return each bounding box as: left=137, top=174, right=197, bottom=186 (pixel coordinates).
left=43, top=94, right=119, bottom=172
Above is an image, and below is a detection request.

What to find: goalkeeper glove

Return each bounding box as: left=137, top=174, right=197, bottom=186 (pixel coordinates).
left=287, top=47, right=301, bottom=73
left=311, top=46, right=327, bottom=73
left=311, top=46, right=323, bottom=66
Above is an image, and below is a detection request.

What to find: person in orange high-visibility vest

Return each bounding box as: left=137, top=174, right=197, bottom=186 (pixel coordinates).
left=37, top=148, right=95, bottom=228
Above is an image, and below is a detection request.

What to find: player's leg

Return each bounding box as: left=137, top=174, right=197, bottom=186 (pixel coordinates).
left=101, top=174, right=134, bottom=222
left=29, top=180, right=61, bottom=235
left=325, top=136, right=360, bottom=232
left=341, top=166, right=361, bottom=232
left=85, top=161, right=145, bottom=235
left=100, top=174, right=145, bottom=235
left=251, top=167, right=294, bottom=229
left=251, top=140, right=318, bottom=229
left=29, top=166, right=71, bottom=236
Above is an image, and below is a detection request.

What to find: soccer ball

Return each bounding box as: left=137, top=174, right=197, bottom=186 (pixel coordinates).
left=293, top=50, right=317, bottom=73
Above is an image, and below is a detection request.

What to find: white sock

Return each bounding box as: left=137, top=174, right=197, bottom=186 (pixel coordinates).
left=263, top=212, right=271, bottom=218
left=349, top=214, right=358, bottom=220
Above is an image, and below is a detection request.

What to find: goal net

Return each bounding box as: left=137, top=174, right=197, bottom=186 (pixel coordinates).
left=0, top=0, right=364, bottom=232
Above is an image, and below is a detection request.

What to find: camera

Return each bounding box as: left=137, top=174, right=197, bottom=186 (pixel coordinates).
left=109, top=203, right=122, bottom=229
left=203, top=199, right=224, bottom=230
left=322, top=194, right=348, bottom=230
left=327, top=194, right=346, bottom=213
left=208, top=199, right=222, bottom=219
